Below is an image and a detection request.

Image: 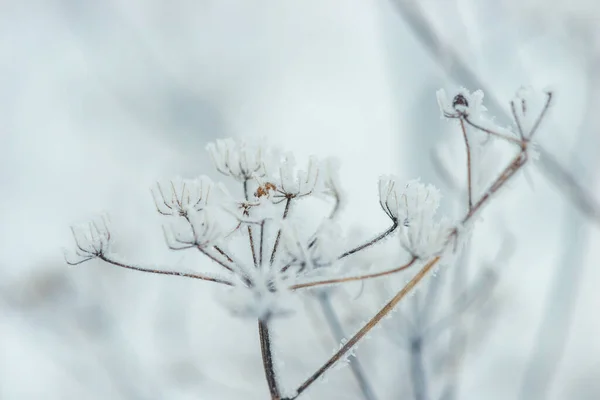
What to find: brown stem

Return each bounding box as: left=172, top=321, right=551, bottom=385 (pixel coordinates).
left=248, top=225, right=258, bottom=267
left=338, top=223, right=399, bottom=259
left=290, top=257, right=417, bottom=290
left=271, top=197, right=292, bottom=266
left=463, top=116, right=523, bottom=145
left=284, top=256, right=441, bottom=400
left=460, top=119, right=473, bottom=211
left=98, top=255, right=233, bottom=286
left=259, top=319, right=282, bottom=400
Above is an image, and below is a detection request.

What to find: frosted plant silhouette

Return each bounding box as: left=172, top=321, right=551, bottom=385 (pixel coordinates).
left=66, top=88, right=552, bottom=399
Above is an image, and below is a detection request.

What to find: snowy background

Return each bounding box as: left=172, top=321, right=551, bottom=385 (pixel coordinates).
left=1, top=1, right=599, bottom=399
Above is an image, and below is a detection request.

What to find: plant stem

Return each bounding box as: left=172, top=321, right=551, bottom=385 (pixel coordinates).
left=259, top=319, right=282, bottom=400
left=284, top=256, right=441, bottom=399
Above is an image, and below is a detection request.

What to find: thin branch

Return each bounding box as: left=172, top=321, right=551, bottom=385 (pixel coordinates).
left=338, top=222, right=399, bottom=259
left=248, top=225, right=259, bottom=267
left=511, top=100, right=525, bottom=140
left=462, top=116, right=523, bottom=146
left=459, top=119, right=473, bottom=210
left=283, top=256, right=441, bottom=400
left=260, top=220, right=265, bottom=266
left=97, top=254, right=233, bottom=286
left=290, top=257, right=417, bottom=290
left=259, top=320, right=282, bottom=400
left=271, top=197, right=292, bottom=266
left=243, top=179, right=259, bottom=267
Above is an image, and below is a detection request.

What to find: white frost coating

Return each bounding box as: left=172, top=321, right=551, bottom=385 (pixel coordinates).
left=272, top=152, right=319, bottom=199
left=65, top=215, right=112, bottom=264
left=151, top=175, right=216, bottom=217
left=162, top=208, right=225, bottom=249
left=378, top=176, right=452, bottom=259
left=206, top=138, right=267, bottom=181
left=398, top=179, right=452, bottom=259
left=219, top=267, right=296, bottom=320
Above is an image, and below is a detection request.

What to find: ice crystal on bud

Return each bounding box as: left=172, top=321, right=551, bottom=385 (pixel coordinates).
left=206, top=138, right=266, bottom=181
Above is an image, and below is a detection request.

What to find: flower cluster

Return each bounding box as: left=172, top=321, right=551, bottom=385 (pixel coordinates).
left=65, top=87, right=552, bottom=399
left=66, top=137, right=454, bottom=320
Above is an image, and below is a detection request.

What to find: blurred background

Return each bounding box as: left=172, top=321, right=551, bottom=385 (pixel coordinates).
left=1, top=1, right=599, bottom=399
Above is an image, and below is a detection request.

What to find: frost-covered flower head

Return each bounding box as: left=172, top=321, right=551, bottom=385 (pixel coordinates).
left=398, top=179, right=451, bottom=259
left=268, top=152, right=319, bottom=202
left=379, top=176, right=451, bottom=259
left=436, top=88, right=487, bottom=120
left=207, top=138, right=267, bottom=182
left=162, top=208, right=225, bottom=249
left=65, top=215, right=111, bottom=265
left=151, top=175, right=216, bottom=217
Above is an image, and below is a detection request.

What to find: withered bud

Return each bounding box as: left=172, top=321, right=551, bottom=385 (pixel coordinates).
left=452, top=94, right=469, bottom=109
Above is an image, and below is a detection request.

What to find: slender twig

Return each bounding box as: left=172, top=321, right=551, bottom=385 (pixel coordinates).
left=459, top=119, right=473, bottom=210
left=338, top=223, right=399, bottom=259
left=259, top=319, right=282, bottom=400
left=260, top=220, right=265, bottom=266
left=462, top=117, right=522, bottom=146
left=283, top=256, right=442, bottom=400
left=242, top=180, right=259, bottom=268
left=248, top=225, right=259, bottom=267
left=290, top=257, right=417, bottom=290
left=271, top=197, right=292, bottom=266
left=214, top=245, right=235, bottom=263
left=511, top=100, right=526, bottom=140
left=97, top=255, right=233, bottom=286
